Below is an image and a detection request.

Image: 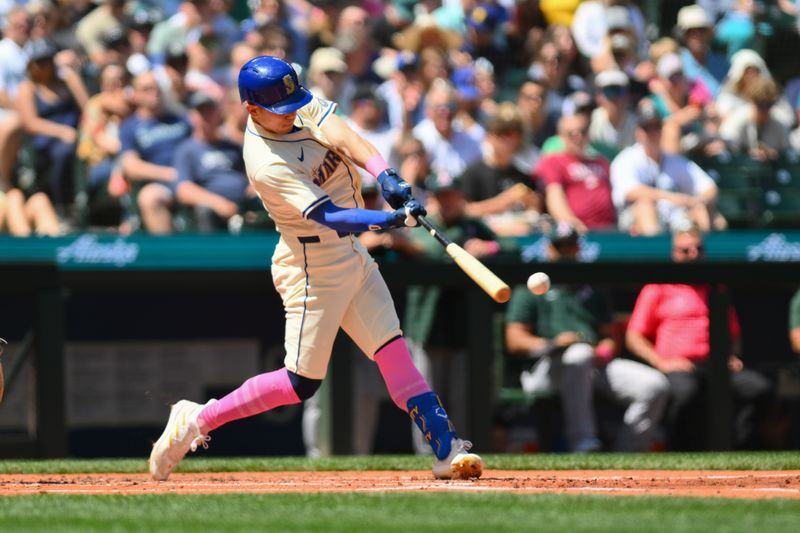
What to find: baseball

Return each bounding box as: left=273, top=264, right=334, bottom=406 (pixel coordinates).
left=527, top=272, right=550, bottom=295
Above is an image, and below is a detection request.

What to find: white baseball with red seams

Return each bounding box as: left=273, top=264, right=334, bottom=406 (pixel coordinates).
left=527, top=272, right=551, bottom=295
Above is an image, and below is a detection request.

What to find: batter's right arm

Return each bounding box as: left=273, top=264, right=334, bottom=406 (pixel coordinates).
left=308, top=200, right=425, bottom=233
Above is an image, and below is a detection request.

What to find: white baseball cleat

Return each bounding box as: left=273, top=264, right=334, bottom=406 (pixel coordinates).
left=149, top=399, right=211, bottom=481
left=432, top=438, right=484, bottom=480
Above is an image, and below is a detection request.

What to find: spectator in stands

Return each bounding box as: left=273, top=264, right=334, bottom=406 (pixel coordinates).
left=376, top=50, right=424, bottom=131
left=0, top=7, right=31, bottom=190
left=74, top=0, right=126, bottom=68
left=528, top=39, right=586, bottom=118
left=405, top=172, right=516, bottom=453
left=460, top=103, right=542, bottom=237
left=720, top=77, right=790, bottom=161
left=77, top=62, right=132, bottom=198
left=790, top=289, right=800, bottom=355
left=451, top=65, right=487, bottom=145
left=16, top=40, right=88, bottom=210
left=571, top=0, right=647, bottom=62
left=147, top=0, right=211, bottom=64
left=334, top=5, right=378, bottom=85
left=0, top=186, right=61, bottom=236
left=153, top=49, right=190, bottom=117
left=119, top=70, right=191, bottom=234
left=184, top=29, right=226, bottom=102
left=534, top=113, right=617, bottom=232
left=715, top=0, right=758, bottom=59
left=517, top=78, right=558, bottom=149
left=676, top=4, right=729, bottom=98
left=220, top=87, right=248, bottom=147
left=307, top=47, right=355, bottom=117
left=462, top=2, right=508, bottom=80
left=344, top=85, right=401, bottom=185
left=173, top=91, right=249, bottom=232
left=649, top=52, right=716, bottom=155
left=611, top=102, right=725, bottom=236
left=413, top=78, right=482, bottom=186
left=626, top=226, right=772, bottom=450
left=716, top=49, right=794, bottom=127
left=505, top=221, right=669, bottom=452
left=589, top=69, right=636, bottom=154
left=395, top=134, right=432, bottom=195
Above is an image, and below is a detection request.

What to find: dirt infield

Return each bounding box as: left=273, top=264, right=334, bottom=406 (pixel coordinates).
left=1, top=470, right=800, bottom=499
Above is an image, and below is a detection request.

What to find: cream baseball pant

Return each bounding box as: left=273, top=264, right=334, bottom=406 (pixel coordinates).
left=271, top=232, right=403, bottom=380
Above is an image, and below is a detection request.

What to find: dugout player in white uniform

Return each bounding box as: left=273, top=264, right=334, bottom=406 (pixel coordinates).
left=149, top=56, right=483, bottom=480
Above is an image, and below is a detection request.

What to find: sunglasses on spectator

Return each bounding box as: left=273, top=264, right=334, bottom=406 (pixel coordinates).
left=564, top=128, right=588, bottom=139
left=755, top=101, right=775, bottom=110
left=543, top=55, right=563, bottom=65
left=668, top=72, right=685, bottom=83
left=601, top=86, right=627, bottom=99
left=431, top=103, right=458, bottom=114
left=640, top=121, right=662, bottom=133
left=674, top=244, right=704, bottom=255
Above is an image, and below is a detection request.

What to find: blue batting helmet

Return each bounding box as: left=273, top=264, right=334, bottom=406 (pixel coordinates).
left=238, top=56, right=312, bottom=115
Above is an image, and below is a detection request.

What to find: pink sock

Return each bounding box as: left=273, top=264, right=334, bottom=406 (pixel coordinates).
left=197, top=367, right=301, bottom=432
left=374, top=337, right=431, bottom=412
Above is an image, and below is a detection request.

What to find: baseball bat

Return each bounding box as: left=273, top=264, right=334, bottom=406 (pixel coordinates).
left=417, top=216, right=511, bottom=303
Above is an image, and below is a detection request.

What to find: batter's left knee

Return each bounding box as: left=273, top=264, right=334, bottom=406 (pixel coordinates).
left=287, top=370, right=322, bottom=400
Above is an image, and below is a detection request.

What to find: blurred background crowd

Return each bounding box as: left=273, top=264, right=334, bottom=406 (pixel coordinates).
left=1, top=0, right=800, bottom=237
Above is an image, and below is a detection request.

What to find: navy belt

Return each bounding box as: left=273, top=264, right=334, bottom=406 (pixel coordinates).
left=297, top=231, right=351, bottom=243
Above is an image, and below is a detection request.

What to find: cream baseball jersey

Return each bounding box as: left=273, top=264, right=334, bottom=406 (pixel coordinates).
left=243, top=97, right=364, bottom=236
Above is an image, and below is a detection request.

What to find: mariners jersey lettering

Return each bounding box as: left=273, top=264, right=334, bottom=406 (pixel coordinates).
left=243, top=97, right=363, bottom=237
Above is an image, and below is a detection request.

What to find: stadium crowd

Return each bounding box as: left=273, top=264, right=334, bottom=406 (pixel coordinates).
left=1, top=0, right=799, bottom=453
left=0, top=0, right=799, bottom=236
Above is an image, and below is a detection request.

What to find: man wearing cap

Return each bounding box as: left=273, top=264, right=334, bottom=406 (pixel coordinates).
left=149, top=56, right=485, bottom=482
left=676, top=4, right=729, bottom=97
left=172, top=92, right=249, bottom=231
left=119, top=71, right=192, bottom=233
left=610, top=102, right=724, bottom=236
left=589, top=69, right=637, bottom=153
left=572, top=1, right=646, bottom=60
left=505, top=221, right=669, bottom=452
left=307, top=47, right=356, bottom=117
left=345, top=84, right=402, bottom=187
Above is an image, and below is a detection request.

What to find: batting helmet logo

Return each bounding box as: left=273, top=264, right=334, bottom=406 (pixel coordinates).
left=282, top=74, right=296, bottom=95
left=238, top=56, right=312, bottom=115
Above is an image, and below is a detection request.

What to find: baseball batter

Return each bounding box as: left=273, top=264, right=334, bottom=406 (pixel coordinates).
left=149, top=56, right=482, bottom=480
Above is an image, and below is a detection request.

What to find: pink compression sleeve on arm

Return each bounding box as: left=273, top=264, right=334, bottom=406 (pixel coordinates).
left=374, top=337, right=431, bottom=412
left=197, top=367, right=301, bottom=433
left=365, top=154, right=390, bottom=178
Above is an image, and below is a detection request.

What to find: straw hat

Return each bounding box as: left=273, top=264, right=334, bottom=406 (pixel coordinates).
left=393, top=13, right=462, bottom=53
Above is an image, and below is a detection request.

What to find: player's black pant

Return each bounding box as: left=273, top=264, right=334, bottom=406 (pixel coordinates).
left=665, top=364, right=772, bottom=451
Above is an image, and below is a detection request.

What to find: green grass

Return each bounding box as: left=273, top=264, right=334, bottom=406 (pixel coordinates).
left=0, top=493, right=799, bottom=533
left=1, top=451, right=799, bottom=475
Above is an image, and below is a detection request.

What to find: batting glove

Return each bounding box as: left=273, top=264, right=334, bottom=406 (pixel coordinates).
left=377, top=168, right=413, bottom=209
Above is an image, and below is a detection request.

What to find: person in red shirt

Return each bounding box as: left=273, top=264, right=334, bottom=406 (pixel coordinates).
left=626, top=226, right=771, bottom=450
left=534, top=113, right=617, bottom=232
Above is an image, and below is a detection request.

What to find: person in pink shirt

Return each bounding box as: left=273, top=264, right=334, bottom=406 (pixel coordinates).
left=626, top=226, right=771, bottom=450
left=534, top=113, right=617, bottom=233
